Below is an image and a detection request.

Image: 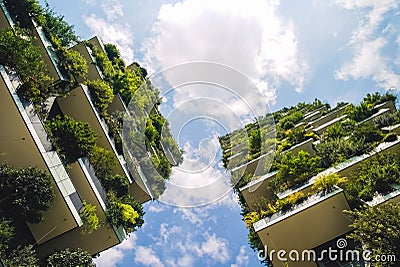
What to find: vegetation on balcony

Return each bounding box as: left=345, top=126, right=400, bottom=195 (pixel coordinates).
left=2, top=245, right=39, bottom=267
left=0, top=164, right=54, bottom=223
left=0, top=27, right=52, bottom=103
left=346, top=202, right=400, bottom=267
left=105, top=192, right=144, bottom=234
left=272, top=150, right=321, bottom=192
left=46, top=248, right=95, bottom=267
left=315, top=122, right=383, bottom=168
left=45, top=115, right=97, bottom=164
left=79, top=201, right=100, bottom=235
left=86, top=79, right=114, bottom=117
left=4, top=0, right=87, bottom=86
left=345, top=153, right=400, bottom=208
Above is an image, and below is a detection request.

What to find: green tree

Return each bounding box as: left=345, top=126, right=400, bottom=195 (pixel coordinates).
left=86, top=80, right=114, bottom=117
left=3, top=245, right=39, bottom=267
left=46, top=248, right=95, bottom=267
left=0, top=165, right=54, bottom=223
left=46, top=115, right=97, bottom=163
left=274, top=151, right=321, bottom=192
left=88, top=145, right=117, bottom=180
left=42, top=2, right=79, bottom=46
left=0, top=28, right=52, bottom=103
left=249, top=128, right=262, bottom=158
left=0, top=218, right=14, bottom=253
left=79, top=201, right=99, bottom=235
left=346, top=203, right=400, bottom=266
left=105, top=193, right=144, bottom=234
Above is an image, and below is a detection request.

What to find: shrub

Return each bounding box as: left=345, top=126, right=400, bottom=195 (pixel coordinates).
left=274, top=151, right=321, bottom=192
left=0, top=218, right=14, bottom=253
left=350, top=123, right=383, bottom=144
left=345, top=153, right=400, bottom=206
left=249, top=128, right=262, bottom=158
left=0, top=165, right=54, bottom=223
left=346, top=102, right=375, bottom=122
left=346, top=202, right=400, bottom=264
left=280, top=111, right=304, bottom=130
left=105, top=193, right=144, bottom=234
left=3, top=245, right=39, bottom=267
left=102, top=174, right=129, bottom=197
left=383, top=133, right=398, bottom=142
left=312, top=173, right=347, bottom=195
left=46, top=248, right=95, bottom=267
left=79, top=201, right=99, bottom=235
left=88, top=146, right=117, bottom=180
left=46, top=115, right=97, bottom=163
left=86, top=80, right=114, bottom=117
left=0, top=27, right=52, bottom=103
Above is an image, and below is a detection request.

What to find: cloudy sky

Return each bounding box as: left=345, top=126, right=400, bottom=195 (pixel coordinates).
left=43, top=0, right=400, bottom=266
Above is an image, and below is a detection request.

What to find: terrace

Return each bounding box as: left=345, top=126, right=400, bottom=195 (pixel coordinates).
left=0, top=65, right=83, bottom=244
left=55, top=84, right=152, bottom=203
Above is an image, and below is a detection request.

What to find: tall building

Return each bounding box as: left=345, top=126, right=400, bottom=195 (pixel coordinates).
left=0, top=0, right=180, bottom=262
left=220, top=97, right=400, bottom=267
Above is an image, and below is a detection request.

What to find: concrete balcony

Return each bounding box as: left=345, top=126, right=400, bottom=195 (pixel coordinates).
left=307, top=104, right=350, bottom=130
left=36, top=157, right=127, bottom=259
left=0, top=0, right=13, bottom=30
left=70, top=37, right=105, bottom=83
left=55, top=84, right=152, bottom=203
left=253, top=187, right=352, bottom=267
left=0, top=65, right=82, bottom=244
left=31, top=20, right=69, bottom=85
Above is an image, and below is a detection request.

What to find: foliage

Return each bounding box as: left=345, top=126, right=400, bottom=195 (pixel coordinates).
left=312, top=173, right=347, bottom=195
left=41, top=2, right=79, bottom=46
left=3, top=245, right=39, bottom=267
left=85, top=42, right=114, bottom=80
left=363, top=91, right=397, bottom=106
left=383, top=133, right=398, bottom=142
left=105, top=193, right=144, bottom=234
left=286, top=126, right=309, bottom=147
left=345, top=153, right=400, bottom=207
left=46, top=248, right=95, bottom=267
left=104, top=43, right=125, bottom=69
left=374, top=112, right=400, bottom=128
left=279, top=111, right=304, bottom=130
left=274, top=151, right=321, bottom=192
left=0, top=28, right=52, bottom=103
left=86, top=80, right=114, bottom=117
left=350, top=123, right=382, bottom=144
left=88, top=145, right=117, bottom=179
left=0, top=218, right=14, bottom=253
left=249, top=128, right=262, bottom=158
left=0, top=165, right=54, bottom=223
left=79, top=201, right=99, bottom=235
left=345, top=102, right=374, bottom=122
left=46, top=115, right=97, bottom=163
left=105, top=111, right=124, bottom=155
left=51, top=36, right=88, bottom=85
left=346, top=202, right=400, bottom=266
left=102, top=174, right=129, bottom=197
left=315, top=134, right=374, bottom=169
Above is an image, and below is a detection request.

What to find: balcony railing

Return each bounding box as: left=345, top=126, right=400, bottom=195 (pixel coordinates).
left=0, top=65, right=83, bottom=226
left=254, top=187, right=343, bottom=232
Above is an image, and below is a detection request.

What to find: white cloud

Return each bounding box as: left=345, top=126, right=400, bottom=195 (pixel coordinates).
left=135, top=246, right=165, bottom=267
left=335, top=0, right=398, bottom=43
left=101, top=1, right=124, bottom=21
left=143, top=0, right=308, bottom=102
left=231, top=246, right=250, bottom=267
left=193, top=234, right=230, bottom=264
left=94, top=233, right=137, bottom=267
left=334, top=0, right=400, bottom=90
left=335, top=38, right=386, bottom=80
left=84, top=12, right=134, bottom=64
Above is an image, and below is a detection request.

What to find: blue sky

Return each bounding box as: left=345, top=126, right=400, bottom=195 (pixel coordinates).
left=43, top=1, right=400, bottom=266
